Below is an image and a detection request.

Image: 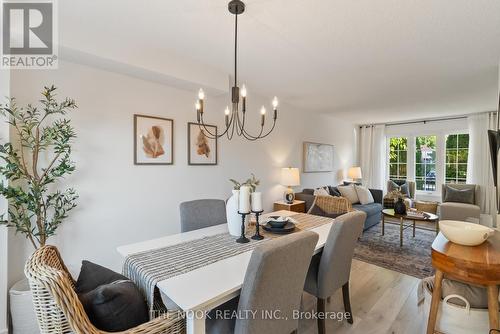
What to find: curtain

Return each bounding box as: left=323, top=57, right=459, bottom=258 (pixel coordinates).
left=359, top=125, right=386, bottom=190
left=466, top=112, right=497, bottom=227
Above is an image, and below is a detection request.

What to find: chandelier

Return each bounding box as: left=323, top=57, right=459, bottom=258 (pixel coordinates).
left=195, top=0, right=278, bottom=141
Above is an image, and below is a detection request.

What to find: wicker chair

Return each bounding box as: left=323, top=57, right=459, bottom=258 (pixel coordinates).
left=308, top=195, right=353, bottom=216
left=24, top=245, right=185, bottom=334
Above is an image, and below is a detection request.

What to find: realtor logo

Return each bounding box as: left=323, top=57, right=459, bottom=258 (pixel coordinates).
left=1, top=0, right=58, bottom=69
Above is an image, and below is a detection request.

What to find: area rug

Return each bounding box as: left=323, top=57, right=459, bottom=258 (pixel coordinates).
left=353, top=223, right=435, bottom=279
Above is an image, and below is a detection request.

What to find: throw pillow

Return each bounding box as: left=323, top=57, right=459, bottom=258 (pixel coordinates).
left=337, top=184, right=359, bottom=204
left=354, top=185, right=374, bottom=205
left=313, top=187, right=330, bottom=197
left=76, top=260, right=128, bottom=294
left=444, top=185, right=475, bottom=204
left=79, top=280, right=149, bottom=332
left=399, top=183, right=411, bottom=198
left=388, top=180, right=400, bottom=192
left=328, top=186, right=341, bottom=197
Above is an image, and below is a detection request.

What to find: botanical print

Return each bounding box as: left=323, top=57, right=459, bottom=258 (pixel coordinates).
left=196, top=129, right=211, bottom=158
left=134, top=115, right=173, bottom=165
left=303, top=142, right=334, bottom=172
left=142, top=126, right=165, bottom=158
left=188, top=123, right=217, bottom=165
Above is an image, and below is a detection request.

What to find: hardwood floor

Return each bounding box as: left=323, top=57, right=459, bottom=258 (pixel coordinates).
left=299, top=259, right=427, bottom=334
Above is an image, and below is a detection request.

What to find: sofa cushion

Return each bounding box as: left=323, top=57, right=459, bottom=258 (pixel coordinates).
left=338, top=184, right=359, bottom=204
left=353, top=203, right=383, bottom=217
left=444, top=185, right=475, bottom=204
left=302, top=188, right=314, bottom=195
left=79, top=280, right=149, bottom=332
left=313, top=187, right=330, bottom=196
left=354, top=185, right=374, bottom=205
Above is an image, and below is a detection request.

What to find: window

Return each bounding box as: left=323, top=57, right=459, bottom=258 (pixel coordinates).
left=445, top=134, right=469, bottom=184
left=415, top=135, right=437, bottom=191
left=389, top=137, right=407, bottom=180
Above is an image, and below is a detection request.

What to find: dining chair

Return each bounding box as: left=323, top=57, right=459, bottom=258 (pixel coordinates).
left=206, top=230, right=319, bottom=334
left=179, top=199, right=227, bottom=232
left=24, top=245, right=184, bottom=334
left=303, top=211, right=366, bottom=334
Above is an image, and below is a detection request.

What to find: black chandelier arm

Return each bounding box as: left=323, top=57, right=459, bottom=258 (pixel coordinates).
left=242, top=117, right=277, bottom=140
left=198, top=113, right=229, bottom=139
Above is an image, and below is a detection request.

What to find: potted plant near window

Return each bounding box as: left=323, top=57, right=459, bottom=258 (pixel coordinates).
left=0, top=86, right=78, bottom=333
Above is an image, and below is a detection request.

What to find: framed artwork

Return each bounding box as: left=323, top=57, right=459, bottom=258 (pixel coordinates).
left=188, top=122, right=218, bottom=165
left=134, top=114, right=173, bottom=165
left=303, top=142, right=334, bottom=173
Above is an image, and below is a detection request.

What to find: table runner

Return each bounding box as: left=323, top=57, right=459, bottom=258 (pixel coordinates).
left=123, top=213, right=334, bottom=312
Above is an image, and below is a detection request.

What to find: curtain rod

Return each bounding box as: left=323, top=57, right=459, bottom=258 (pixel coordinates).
left=358, top=111, right=497, bottom=128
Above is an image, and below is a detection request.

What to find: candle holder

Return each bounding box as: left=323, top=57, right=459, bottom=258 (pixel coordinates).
left=251, top=210, right=265, bottom=240
left=236, top=211, right=250, bottom=243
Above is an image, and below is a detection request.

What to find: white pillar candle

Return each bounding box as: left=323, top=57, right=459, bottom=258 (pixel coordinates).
left=239, top=186, right=251, bottom=213
left=251, top=192, right=263, bottom=212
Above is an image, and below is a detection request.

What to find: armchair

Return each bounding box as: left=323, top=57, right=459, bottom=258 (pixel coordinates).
left=440, top=184, right=481, bottom=221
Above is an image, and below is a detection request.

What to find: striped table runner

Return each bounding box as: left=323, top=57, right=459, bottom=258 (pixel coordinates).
left=123, top=213, right=334, bottom=312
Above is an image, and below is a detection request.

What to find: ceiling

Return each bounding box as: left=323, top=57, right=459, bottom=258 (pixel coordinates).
left=59, top=0, right=500, bottom=123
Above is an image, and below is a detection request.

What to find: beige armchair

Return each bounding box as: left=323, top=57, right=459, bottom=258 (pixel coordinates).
left=440, top=184, right=481, bottom=221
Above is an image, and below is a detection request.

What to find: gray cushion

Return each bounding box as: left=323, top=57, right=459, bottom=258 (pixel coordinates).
left=443, top=185, right=475, bottom=204
left=352, top=203, right=383, bottom=217
left=388, top=180, right=410, bottom=197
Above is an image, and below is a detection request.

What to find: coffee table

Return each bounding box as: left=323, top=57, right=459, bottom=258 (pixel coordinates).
left=381, top=208, right=439, bottom=247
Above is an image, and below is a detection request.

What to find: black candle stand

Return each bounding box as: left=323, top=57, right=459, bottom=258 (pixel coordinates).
left=251, top=210, right=265, bottom=240
left=236, top=211, right=250, bottom=243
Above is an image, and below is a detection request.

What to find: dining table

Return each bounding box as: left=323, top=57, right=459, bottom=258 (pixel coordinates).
left=117, top=210, right=336, bottom=334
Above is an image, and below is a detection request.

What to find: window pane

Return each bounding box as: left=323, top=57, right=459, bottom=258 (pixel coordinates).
left=446, top=149, right=457, bottom=163
left=416, top=164, right=425, bottom=177
left=458, top=134, right=469, bottom=148
left=457, top=149, right=468, bottom=163
left=446, top=134, right=457, bottom=149
left=446, top=164, right=457, bottom=178
left=458, top=164, right=467, bottom=179
left=389, top=151, right=398, bottom=163
left=390, top=164, right=397, bottom=175
left=398, top=164, right=407, bottom=177
left=398, top=150, right=407, bottom=163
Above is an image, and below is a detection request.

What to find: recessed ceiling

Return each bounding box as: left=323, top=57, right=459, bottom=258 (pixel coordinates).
left=60, top=0, right=500, bottom=123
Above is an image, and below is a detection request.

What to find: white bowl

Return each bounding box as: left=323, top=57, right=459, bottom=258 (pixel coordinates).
left=439, top=220, right=495, bottom=246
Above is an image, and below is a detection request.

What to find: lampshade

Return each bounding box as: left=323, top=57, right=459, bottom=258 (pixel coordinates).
left=348, top=167, right=362, bottom=179
left=280, top=167, right=300, bottom=186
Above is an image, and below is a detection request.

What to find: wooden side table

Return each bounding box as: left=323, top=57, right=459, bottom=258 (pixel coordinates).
left=426, top=231, right=500, bottom=333
left=273, top=200, right=306, bottom=213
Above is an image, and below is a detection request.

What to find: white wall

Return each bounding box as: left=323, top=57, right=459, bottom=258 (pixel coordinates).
left=9, top=60, right=355, bottom=273
left=0, top=69, right=10, bottom=334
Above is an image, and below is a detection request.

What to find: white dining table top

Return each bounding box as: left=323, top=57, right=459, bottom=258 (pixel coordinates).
left=116, top=210, right=334, bottom=312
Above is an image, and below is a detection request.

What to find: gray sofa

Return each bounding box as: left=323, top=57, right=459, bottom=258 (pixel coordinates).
left=295, top=186, right=383, bottom=230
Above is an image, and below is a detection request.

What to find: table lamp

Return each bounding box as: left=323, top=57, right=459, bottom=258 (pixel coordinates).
left=281, top=167, right=300, bottom=204
left=348, top=166, right=363, bottom=184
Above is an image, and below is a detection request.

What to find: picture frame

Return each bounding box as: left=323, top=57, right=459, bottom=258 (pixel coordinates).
left=303, top=142, right=334, bottom=173
left=188, top=122, right=218, bottom=165
left=134, top=114, right=174, bottom=165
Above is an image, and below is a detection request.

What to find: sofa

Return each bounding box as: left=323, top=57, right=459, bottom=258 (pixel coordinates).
left=295, top=185, right=383, bottom=230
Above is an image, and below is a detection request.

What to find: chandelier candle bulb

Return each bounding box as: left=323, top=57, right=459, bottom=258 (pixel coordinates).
left=224, top=107, right=230, bottom=126
left=260, top=106, right=266, bottom=126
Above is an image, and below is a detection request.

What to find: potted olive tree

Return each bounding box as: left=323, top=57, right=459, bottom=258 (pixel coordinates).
left=0, top=86, right=78, bottom=333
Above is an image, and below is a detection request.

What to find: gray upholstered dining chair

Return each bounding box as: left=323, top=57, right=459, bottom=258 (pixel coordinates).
left=206, top=231, right=319, bottom=334
left=303, top=211, right=366, bottom=334
left=179, top=199, right=227, bottom=232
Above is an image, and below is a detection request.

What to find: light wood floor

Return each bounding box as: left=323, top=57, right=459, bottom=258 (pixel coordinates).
left=299, top=259, right=427, bottom=334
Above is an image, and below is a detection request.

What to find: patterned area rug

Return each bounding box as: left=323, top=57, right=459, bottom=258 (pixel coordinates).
left=353, top=222, right=436, bottom=279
